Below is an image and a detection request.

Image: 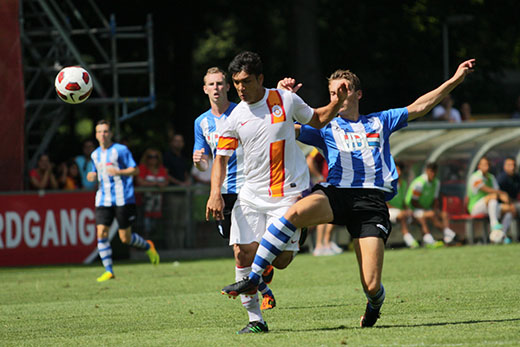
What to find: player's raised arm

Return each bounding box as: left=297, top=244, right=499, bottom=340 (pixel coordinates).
left=306, top=80, right=348, bottom=129
left=206, top=154, right=230, bottom=221
left=407, top=59, right=476, bottom=121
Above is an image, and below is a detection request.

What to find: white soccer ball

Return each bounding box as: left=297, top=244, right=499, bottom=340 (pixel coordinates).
left=55, top=66, right=93, bottom=104
left=489, top=229, right=505, bottom=244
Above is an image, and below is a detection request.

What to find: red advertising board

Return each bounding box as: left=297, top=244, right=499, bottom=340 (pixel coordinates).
left=0, top=191, right=98, bottom=266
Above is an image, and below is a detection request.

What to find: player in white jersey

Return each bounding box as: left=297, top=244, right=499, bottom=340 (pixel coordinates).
left=193, top=67, right=276, bottom=313
left=206, top=51, right=348, bottom=334
left=87, top=120, right=159, bottom=282
left=222, top=59, right=477, bottom=328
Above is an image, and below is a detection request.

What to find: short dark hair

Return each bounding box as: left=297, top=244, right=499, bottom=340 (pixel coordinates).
left=96, top=119, right=111, bottom=130
left=328, top=69, right=362, bottom=91
left=425, top=162, right=438, bottom=172
left=228, top=51, right=263, bottom=77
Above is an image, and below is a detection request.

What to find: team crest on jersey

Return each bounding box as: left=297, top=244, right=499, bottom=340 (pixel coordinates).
left=267, top=90, right=286, bottom=124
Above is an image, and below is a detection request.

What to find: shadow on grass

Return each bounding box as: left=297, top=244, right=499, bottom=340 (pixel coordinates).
left=275, top=317, right=520, bottom=332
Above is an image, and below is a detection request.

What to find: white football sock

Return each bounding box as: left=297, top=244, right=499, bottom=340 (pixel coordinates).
left=236, top=266, right=263, bottom=323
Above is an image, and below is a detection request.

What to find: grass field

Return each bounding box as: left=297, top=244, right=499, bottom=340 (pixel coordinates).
left=1, top=244, right=519, bottom=346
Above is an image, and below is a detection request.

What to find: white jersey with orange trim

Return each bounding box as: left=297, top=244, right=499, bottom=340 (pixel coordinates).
left=216, top=88, right=313, bottom=207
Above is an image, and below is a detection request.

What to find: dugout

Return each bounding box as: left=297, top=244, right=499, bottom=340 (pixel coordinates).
left=388, top=119, right=520, bottom=245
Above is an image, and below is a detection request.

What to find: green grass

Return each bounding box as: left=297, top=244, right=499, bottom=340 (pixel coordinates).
left=1, top=244, right=519, bottom=346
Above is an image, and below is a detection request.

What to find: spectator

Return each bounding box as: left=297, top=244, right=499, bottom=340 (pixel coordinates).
left=136, top=148, right=169, bottom=238
left=467, top=157, right=515, bottom=244
left=305, top=148, right=342, bottom=256
left=387, top=161, right=416, bottom=248
left=58, top=160, right=82, bottom=190
left=512, top=95, right=520, bottom=119
left=497, top=157, right=520, bottom=224
left=29, top=153, right=59, bottom=190
left=405, top=162, right=457, bottom=247
left=163, top=133, right=191, bottom=186
left=460, top=101, right=474, bottom=122
left=432, top=94, right=461, bottom=122
left=75, top=139, right=97, bottom=190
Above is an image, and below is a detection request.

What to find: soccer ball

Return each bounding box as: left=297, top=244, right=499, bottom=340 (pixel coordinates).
left=55, top=66, right=93, bottom=104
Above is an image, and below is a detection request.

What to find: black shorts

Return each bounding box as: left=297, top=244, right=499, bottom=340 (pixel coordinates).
left=95, top=204, right=137, bottom=229
left=216, top=194, right=238, bottom=239
left=312, top=185, right=392, bottom=243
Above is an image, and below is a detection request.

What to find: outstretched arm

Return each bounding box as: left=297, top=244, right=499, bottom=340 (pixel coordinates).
left=307, top=81, right=348, bottom=129
left=278, top=77, right=348, bottom=129
left=407, top=59, right=476, bottom=121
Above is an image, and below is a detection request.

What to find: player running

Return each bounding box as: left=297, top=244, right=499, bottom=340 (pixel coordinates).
left=87, top=120, right=159, bottom=282
left=221, top=59, right=476, bottom=328
left=193, top=67, right=276, bottom=316
left=206, top=51, right=348, bottom=334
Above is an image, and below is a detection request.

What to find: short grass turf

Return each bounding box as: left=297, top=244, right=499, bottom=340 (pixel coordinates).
left=1, top=244, right=519, bottom=346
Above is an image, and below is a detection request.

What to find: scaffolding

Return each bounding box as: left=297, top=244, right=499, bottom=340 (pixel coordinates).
left=20, top=0, right=155, bottom=172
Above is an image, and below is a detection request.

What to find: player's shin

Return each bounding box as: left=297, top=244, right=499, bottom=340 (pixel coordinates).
left=249, top=216, right=297, bottom=283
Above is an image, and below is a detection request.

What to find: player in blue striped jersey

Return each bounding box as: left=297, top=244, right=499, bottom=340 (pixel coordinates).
left=222, top=59, right=476, bottom=327
left=87, top=120, right=159, bottom=282
left=193, top=68, right=276, bottom=323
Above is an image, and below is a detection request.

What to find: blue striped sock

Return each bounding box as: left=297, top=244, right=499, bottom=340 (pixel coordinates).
left=130, top=233, right=150, bottom=250
left=249, top=216, right=296, bottom=284
left=366, top=284, right=386, bottom=310
left=97, top=238, right=113, bottom=273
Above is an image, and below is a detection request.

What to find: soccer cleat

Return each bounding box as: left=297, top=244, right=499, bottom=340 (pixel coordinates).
left=262, top=265, right=274, bottom=285
left=360, top=302, right=380, bottom=328
left=237, top=321, right=269, bottom=334
left=222, top=277, right=258, bottom=297
left=261, top=293, right=276, bottom=310
left=146, top=240, right=160, bottom=265
left=425, top=240, right=444, bottom=249
left=96, top=271, right=115, bottom=282
left=409, top=240, right=420, bottom=249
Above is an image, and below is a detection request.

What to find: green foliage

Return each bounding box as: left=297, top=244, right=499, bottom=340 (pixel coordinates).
left=1, top=244, right=519, bottom=346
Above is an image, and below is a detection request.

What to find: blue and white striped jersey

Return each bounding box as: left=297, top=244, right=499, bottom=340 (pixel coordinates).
left=91, top=143, right=137, bottom=206
left=298, top=107, right=408, bottom=200
left=193, top=103, right=244, bottom=194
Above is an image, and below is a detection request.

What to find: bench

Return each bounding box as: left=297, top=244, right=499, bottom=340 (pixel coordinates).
left=442, top=195, right=490, bottom=244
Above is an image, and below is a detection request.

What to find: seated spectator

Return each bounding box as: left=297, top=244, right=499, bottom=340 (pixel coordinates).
left=306, top=148, right=342, bottom=256
left=29, top=153, right=59, bottom=190
left=136, top=148, right=169, bottom=237
left=497, top=157, right=520, bottom=223
left=387, top=161, right=416, bottom=248
left=58, top=160, right=82, bottom=190
left=432, top=94, right=461, bottom=122
left=512, top=95, right=520, bottom=119
left=467, top=157, right=515, bottom=244
left=75, top=139, right=97, bottom=190
left=460, top=101, right=474, bottom=122
left=405, top=162, right=457, bottom=247
left=163, top=134, right=191, bottom=186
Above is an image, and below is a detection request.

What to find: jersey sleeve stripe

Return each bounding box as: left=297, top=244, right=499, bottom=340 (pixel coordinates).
left=217, top=136, right=238, bottom=150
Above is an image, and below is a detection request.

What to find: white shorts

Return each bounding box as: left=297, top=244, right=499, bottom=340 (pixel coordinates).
left=470, top=198, right=488, bottom=216
left=229, top=196, right=300, bottom=251
left=412, top=209, right=425, bottom=219
left=388, top=207, right=400, bottom=224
